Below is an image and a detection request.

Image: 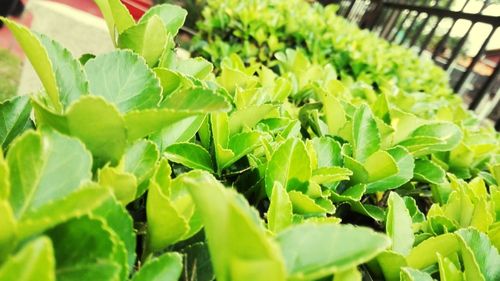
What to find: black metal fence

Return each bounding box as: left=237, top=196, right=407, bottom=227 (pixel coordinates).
left=326, top=0, right=500, bottom=128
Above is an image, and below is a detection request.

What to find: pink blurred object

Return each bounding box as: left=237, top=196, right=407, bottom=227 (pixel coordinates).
left=121, top=0, right=152, bottom=20
left=0, top=0, right=154, bottom=57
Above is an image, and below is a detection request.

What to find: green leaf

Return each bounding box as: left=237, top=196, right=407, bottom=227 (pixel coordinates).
left=124, top=139, right=160, bottom=187
left=334, top=267, right=362, bottom=281
left=217, top=65, right=258, bottom=94
left=265, top=138, right=311, bottom=196
left=311, top=167, right=352, bottom=184
left=276, top=223, right=390, bottom=280
left=0, top=17, right=62, bottom=112
left=414, top=159, right=447, bottom=185
left=164, top=142, right=214, bottom=172
left=183, top=170, right=287, bottom=281
left=46, top=216, right=121, bottom=281
left=365, top=146, right=414, bottom=193
left=488, top=222, right=500, bottom=252
left=124, top=108, right=201, bottom=141
left=320, top=90, right=346, bottom=135
left=372, top=92, right=391, bottom=123
left=288, top=191, right=334, bottom=214
left=491, top=165, right=500, bottom=185
left=0, top=96, right=32, bottom=150
left=449, top=142, right=474, bottom=169
left=386, top=192, right=414, bottom=256
left=401, top=267, right=434, bottom=281
left=311, top=137, right=342, bottom=168
left=428, top=215, right=459, bottom=236
left=94, top=0, right=135, bottom=44
left=169, top=172, right=204, bottom=240
left=401, top=122, right=462, bottom=156
left=352, top=104, right=380, bottom=162
left=150, top=115, right=205, bottom=150
left=85, top=50, right=162, bottom=113
left=406, top=233, right=459, bottom=269
left=443, top=190, right=474, bottom=228
left=154, top=68, right=183, bottom=97
left=170, top=57, right=214, bottom=79
left=180, top=242, right=214, bottom=281
left=211, top=112, right=233, bottom=172
left=398, top=136, right=445, bottom=154
left=229, top=104, right=276, bottom=135
left=7, top=130, right=92, bottom=219
left=437, top=253, right=463, bottom=281
left=343, top=155, right=369, bottom=183
left=92, top=197, right=136, bottom=271
left=139, top=3, right=187, bottom=36
left=390, top=109, right=425, bottom=144
left=0, top=151, right=8, bottom=200
left=98, top=166, right=137, bottom=204
left=456, top=228, right=500, bottom=281
left=0, top=237, right=55, bottom=281
left=38, top=33, right=88, bottom=108
left=33, top=96, right=127, bottom=166
left=364, top=150, right=399, bottom=182
left=18, top=184, right=111, bottom=240
left=162, top=88, right=231, bottom=113
left=118, top=15, right=168, bottom=66
left=221, top=131, right=262, bottom=169
left=404, top=196, right=425, bottom=223
left=0, top=200, right=16, bottom=262
left=374, top=251, right=407, bottom=281
left=331, top=183, right=366, bottom=202
left=267, top=182, right=293, bottom=233
left=146, top=165, right=189, bottom=251
left=132, top=252, right=183, bottom=281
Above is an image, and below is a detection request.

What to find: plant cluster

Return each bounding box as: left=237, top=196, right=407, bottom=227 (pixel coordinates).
left=193, top=0, right=461, bottom=112
left=154, top=0, right=206, bottom=29
left=0, top=0, right=499, bottom=280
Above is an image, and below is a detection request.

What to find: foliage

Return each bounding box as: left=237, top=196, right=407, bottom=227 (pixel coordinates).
left=0, top=48, right=21, bottom=101
left=0, top=0, right=499, bottom=280
left=153, top=0, right=206, bottom=29
left=192, top=0, right=466, bottom=119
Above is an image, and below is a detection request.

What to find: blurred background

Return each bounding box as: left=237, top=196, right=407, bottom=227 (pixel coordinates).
left=325, top=0, right=500, bottom=125
left=0, top=0, right=498, bottom=125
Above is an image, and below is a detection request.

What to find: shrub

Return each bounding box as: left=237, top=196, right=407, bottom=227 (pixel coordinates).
left=0, top=0, right=499, bottom=280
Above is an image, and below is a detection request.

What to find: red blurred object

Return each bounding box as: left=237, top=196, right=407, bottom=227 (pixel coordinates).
left=121, top=0, right=152, bottom=20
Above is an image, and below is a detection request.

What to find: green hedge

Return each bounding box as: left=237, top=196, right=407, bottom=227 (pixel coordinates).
left=0, top=0, right=498, bottom=280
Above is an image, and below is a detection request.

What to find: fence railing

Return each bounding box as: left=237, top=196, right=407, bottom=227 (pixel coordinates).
left=325, top=0, right=500, bottom=129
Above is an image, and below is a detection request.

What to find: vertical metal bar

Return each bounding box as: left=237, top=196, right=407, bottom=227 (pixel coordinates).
left=431, top=0, right=473, bottom=60
left=399, top=14, right=420, bottom=44
left=349, top=0, right=363, bottom=22
left=418, top=0, right=454, bottom=55
left=454, top=27, right=497, bottom=93
left=469, top=62, right=500, bottom=110
left=444, top=25, right=473, bottom=70
left=443, top=1, right=490, bottom=69
left=389, top=9, right=410, bottom=42
left=344, top=0, right=357, bottom=18
left=418, top=17, right=439, bottom=55
left=408, top=0, right=443, bottom=47
left=399, top=0, right=431, bottom=45
left=431, top=23, right=454, bottom=60
left=382, top=6, right=403, bottom=39
left=357, top=1, right=370, bottom=24
left=409, top=12, right=431, bottom=47
left=337, top=0, right=347, bottom=16
left=381, top=0, right=405, bottom=40
left=368, top=0, right=385, bottom=31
